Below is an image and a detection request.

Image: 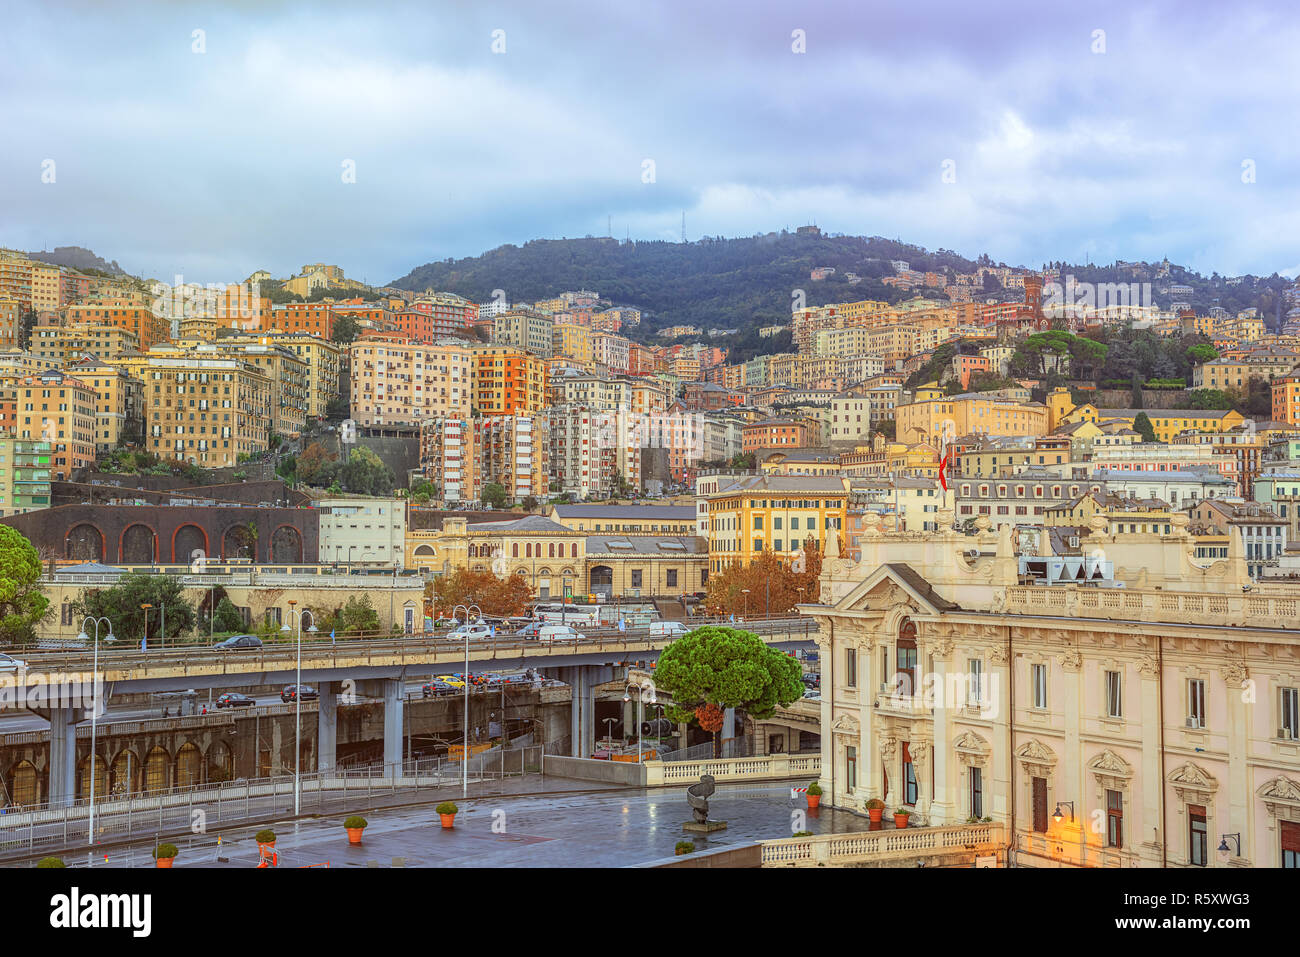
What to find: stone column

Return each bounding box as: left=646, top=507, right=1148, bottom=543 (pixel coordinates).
left=858, top=638, right=873, bottom=803
left=382, top=679, right=403, bottom=777
left=930, top=637, right=955, bottom=823
left=318, top=681, right=339, bottom=775
left=1137, top=654, right=1163, bottom=865
left=567, top=668, right=582, bottom=757
left=816, top=632, right=833, bottom=797
left=990, top=644, right=1012, bottom=822
left=579, top=667, right=596, bottom=757
left=1221, top=661, right=1251, bottom=865
left=1061, top=650, right=1083, bottom=813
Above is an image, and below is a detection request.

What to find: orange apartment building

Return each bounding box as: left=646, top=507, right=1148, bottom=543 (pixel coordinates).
left=1, top=369, right=97, bottom=479
left=473, top=346, right=548, bottom=416
left=269, top=302, right=336, bottom=338
left=741, top=417, right=818, bottom=453
left=66, top=295, right=171, bottom=350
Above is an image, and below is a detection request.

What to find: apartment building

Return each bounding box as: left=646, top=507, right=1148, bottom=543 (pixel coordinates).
left=349, top=335, right=475, bottom=427
left=473, top=346, right=548, bottom=416
left=317, top=497, right=407, bottom=567
left=742, top=418, right=818, bottom=452
left=0, top=298, right=20, bottom=349
left=591, top=332, right=631, bottom=374
left=493, top=309, right=554, bottom=357
left=220, top=331, right=342, bottom=420
left=477, top=414, right=546, bottom=503
left=545, top=404, right=621, bottom=500
left=418, top=416, right=477, bottom=504
left=1, top=369, right=96, bottom=480
left=704, top=473, right=848, bottom=573
left=129, top=354, right=272, bottom=468
left=63, top=358, right=145, bottom=453
left=1193, top=349, right=1300, bottom=390
left=552, top=321, right=593, bottom=364
left=0, top=436, right=52, bottom=516
left=66, top=295, right=170, bottom=350
left=896, top=393, right=1049, bottom=445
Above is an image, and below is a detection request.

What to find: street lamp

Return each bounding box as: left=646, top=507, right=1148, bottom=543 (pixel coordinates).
left=451, top=602, right=481, bottom=798
left=623, top=674, right=656, bottom=764
left=76, top=616, right=116, bottom=844
left=1052, top=800, right=1075, bottom=824
left=1217, top=833, right=1241, bottom=864
left=281, top=600, right=318, bottom=815
left=140, top=603, right=152, bottom=652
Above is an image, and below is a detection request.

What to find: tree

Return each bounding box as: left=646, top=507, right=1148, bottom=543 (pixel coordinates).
left=331, top=314, right=361, bottom=344
left=431, top=569, right=533, bottom=618
left=0, top=526, right=49, bottom=646
left=307, top=594, right=381, bottom=638
left=340, top=446, right=395, bottom=496
left=873, top=418, right=896, bottom=441
left=210, top=597, right=245, bottom=634
left=482, top=482, right=509, bottom=509
left=409, top=478, right=436, bottom=504
left=702, top=541, right=821, bottom=617
left=295, top=442, right=337, bottom=485
left=522, top=495, right=539, bottom=512
left=1132, top=412, right=1157, bottom=443
left=653, top=626, right=803, bottom=757
left=1187, top=343, right=1219, bottom=364
left=71, top=573, right=197, bottom=646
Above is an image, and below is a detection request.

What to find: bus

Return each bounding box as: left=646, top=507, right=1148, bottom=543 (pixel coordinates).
left=532, top=603, right=602, bottom=627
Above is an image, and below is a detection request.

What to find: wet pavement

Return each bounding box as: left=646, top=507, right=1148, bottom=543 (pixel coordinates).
left=72, top=780, right=872, bottom=868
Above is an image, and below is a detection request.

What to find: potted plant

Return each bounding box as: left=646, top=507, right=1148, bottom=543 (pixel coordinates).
left=805, top=781, right=823, bottom=809
left=792, top=830, right=813, bottom=837
left=893, top=807, right=911, bottom=829
left=981, top=815, right=993, bottom=823
left=254, top=828, right=277, bottom=849
left=344, top=815, right=368, bottom=844
left=675, top=840, right=695, bottom=856
left=865, top=798, right=885, bottom=824
left=436, top=801, right=459, bottom=828
left=153, top=843, right=179, bottom=868
left=36, top=857, right=66, bottom=868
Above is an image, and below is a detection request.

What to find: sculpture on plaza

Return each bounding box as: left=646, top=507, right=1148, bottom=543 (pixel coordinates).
left=686, top=773, right=716, bottom=824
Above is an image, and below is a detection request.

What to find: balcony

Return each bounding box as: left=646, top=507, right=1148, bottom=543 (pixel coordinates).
left=1003, top=583, right=1299, bottom=629
left=762, top=821, right=1007, bottom=867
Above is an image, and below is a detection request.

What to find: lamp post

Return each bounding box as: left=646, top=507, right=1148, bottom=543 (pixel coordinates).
left=281, top=601, right=318, bottom=815
left=77, top=616, right=116, bottom=845
left=451, top=602, right=481, bottom=797
left=140, top=603, right=152, bottom=652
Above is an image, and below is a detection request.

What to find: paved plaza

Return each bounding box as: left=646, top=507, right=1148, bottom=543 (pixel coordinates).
left=70, top=780, right=872, bottom=868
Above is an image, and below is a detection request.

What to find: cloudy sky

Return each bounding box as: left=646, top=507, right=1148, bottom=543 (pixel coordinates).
left=2, top=0, right=1297, bottom=285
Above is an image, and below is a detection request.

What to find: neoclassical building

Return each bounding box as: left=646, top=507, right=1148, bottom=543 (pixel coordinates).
left=803, top=509, right=1300, bottom=868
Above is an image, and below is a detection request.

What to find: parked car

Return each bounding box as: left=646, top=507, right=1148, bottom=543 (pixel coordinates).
left=0, top=652, right=26, bottom=673
left=215, top=692, right=256, bottom=709
left=648, top=620, right=690, bottom=638
left=514, top=621, right=546, bottom=639
left=281, top=684, right=319, bottom=703
left=214, top=635, right=263, bottom=651
left=422, top=679, right=457, bottom=697
left=434, top=674, right=466, bottom=689
left=802, top=673, right=821, bottom=689
left=536, top=624, right=584, bottom=643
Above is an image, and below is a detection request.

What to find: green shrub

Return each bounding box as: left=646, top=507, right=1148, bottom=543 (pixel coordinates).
left=344, top=816, right=368, bottom=829
left=675, top=840, right=695, bottom=854
left=894, top=808, right=910, bottom=816
left=806, top=781, right=823, bottom=796
left=36, top=857, right=66, bottom=868
left=254, top=829, right=277, bottom=844
left=865, top=798, right=885, bottom=810
left=152, top=843, right=178, bottom=859
left=792, top=830, right=813, bottom=837
left=435, top=801, right=458, bottom=816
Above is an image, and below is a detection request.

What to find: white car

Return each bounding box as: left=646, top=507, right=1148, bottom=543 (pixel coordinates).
left=0, top=652, right=26, bottom=673
left=536, top=625, right=584, bottom=643
left=647, top=621, right=689, bottom=638
left=448, top=623, right=494, bottom=641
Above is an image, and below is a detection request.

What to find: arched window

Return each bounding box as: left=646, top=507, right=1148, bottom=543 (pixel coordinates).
left=895, top=618, right=918, bottom=696
left=549, top=543, right=556, bottom=558
left=512, top=543, right=519, bottom=558
left=526, top=543, right=532, bottom=558
left=571, top=543, right=578, bottom=558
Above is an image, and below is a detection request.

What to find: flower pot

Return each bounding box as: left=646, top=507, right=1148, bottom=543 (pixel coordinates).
left=440, top=813, right=456, bottom=829
left=155, top=857, right=174, bottom=868
left=346, top=827, right=365, bottom=844
left=806, top=793, right=820, bottom=810
left=258, top=841, right=276, bottom=851
left=893, top=813, right=910, bottom=829
left=868, top=807, right=883, bottom=824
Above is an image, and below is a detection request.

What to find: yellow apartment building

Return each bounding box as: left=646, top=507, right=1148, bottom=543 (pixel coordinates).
left=349, top=335, right=475, bottom=427
left=703, top=474, right=850, bottom=574
left=63, top=358, right=145, bottom=452
left=896, top=393, right=1049, bottom=445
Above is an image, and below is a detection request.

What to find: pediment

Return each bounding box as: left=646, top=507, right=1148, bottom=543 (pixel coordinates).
left=954, top=730, right=990, bottom=755
left=1016, top=738, right=1058, bottom=767
left=1088, top=748, right=1133, bottom=779
left=1258, top=775, right=1300, bottom=809
left=1167, top=761, right=1218, bottom=793
left=831, top=713, right=860, bottom=736
left=832, top=563, right=959, bottom=617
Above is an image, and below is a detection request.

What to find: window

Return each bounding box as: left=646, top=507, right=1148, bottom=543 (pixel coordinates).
left=1188, top=804, right=1207, bottom=867
left=970, top=767, right=983, bottom=819
left=968, top=658, right=983, bottom=707
left=902, top=742, right=917, bottom=805
left=845, top=648, right=857, bottom=688
left=1105, top=670, right=1123, bottom=718
left=666, top=569, right=678, bottom=588
left=846, top=746, right=856, bottom=793
left=1032, top=776, right=1049, bottom=832
left=1280, top=687, right=1298, bottom=739
left=1031, top=663, right=1048, bottom=710
left=1283, top=821, right=1300, bottom=869
left=631, top=570, right=642, bottom=589
left=1188, top=678, right=1206, bottom=728
left=1106, top=790, right=1123, bottom=848
left=896, top=619, right=918, bottom=695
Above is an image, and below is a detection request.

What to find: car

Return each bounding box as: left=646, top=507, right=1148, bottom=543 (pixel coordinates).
left=536, top=624, right=584, bottom=643
left=214, top=634, right=263, bottom=651
left=422, top=679, right=457, bottom=697
left=281, top=684, right=319, bottom=703
left=447, top=623, right=493, bottom=641
left=802, top=673, right=821, bottom=689
left=648, top=620, right=690, bottom=638
left=514, top=621, right=546, bottom=639
left=0, top=652, right=26, bottom=673
left=434, top=674, right=466, bottom=689
left=215, top=692, right=256, bottom=709
left=802, top=688, right=821, bottom=700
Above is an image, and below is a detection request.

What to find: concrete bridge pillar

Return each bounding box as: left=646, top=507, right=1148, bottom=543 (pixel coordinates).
left=580, top=667, right=595, bottom=757
left=318, top=681, right=338, bottom=774
left=47, top=706, right=78, bottom=807
left=567, top=667, right=582, bottom=757
left=383, top=679, right=404, bottom=777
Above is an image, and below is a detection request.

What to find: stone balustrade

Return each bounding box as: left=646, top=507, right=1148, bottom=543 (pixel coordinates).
left=761, top=821, right=1006, bottom=867
left=643, top=753, right=820, bottom=786
left=1004, top=585, right=1299, bottom=629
